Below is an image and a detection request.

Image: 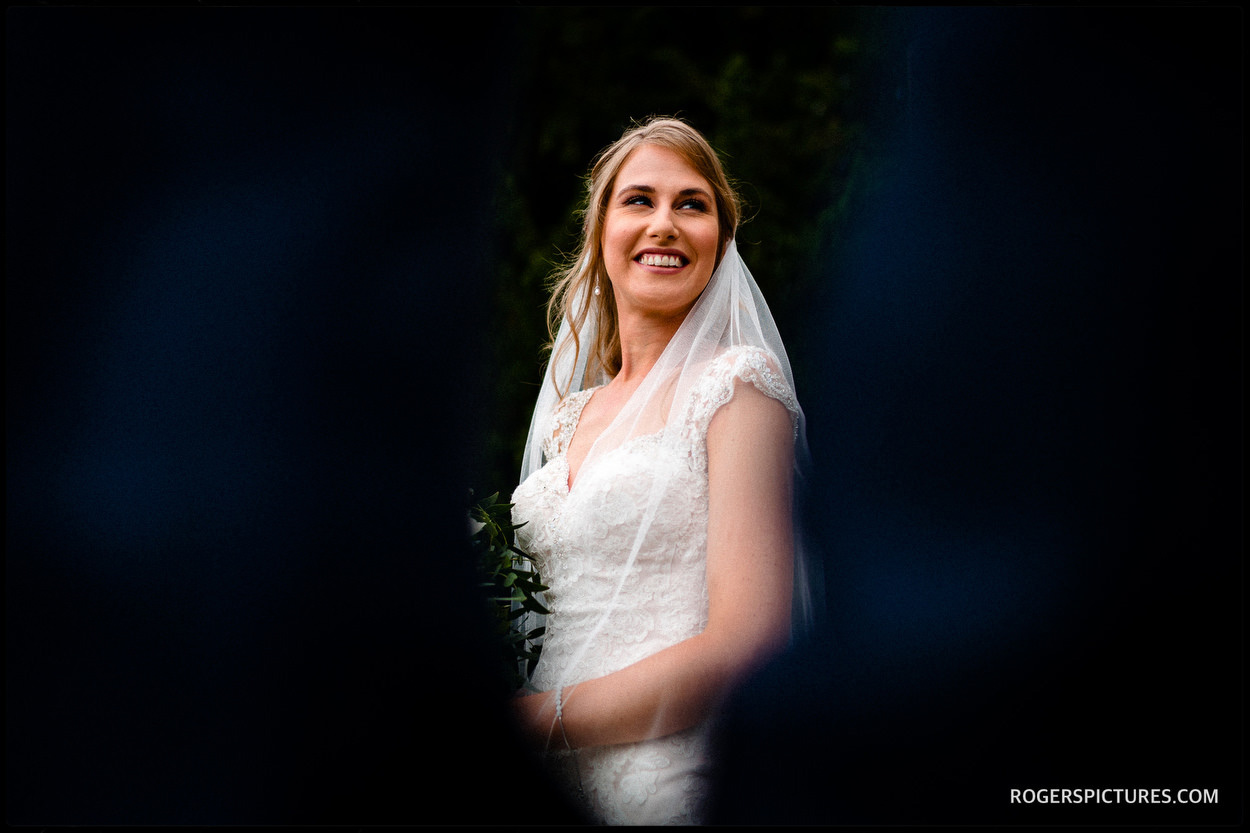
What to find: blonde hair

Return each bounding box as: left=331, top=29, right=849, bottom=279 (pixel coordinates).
left=545, top=117, right=742, bottom=395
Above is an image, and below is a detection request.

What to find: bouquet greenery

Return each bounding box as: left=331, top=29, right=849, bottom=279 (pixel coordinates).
left=469, top=491, right=547, bottom=692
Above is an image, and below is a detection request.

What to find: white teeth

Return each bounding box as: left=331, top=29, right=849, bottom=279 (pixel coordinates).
left=639, top=253, right=684, bottom=267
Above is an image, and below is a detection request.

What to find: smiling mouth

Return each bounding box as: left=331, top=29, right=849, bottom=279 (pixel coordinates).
left=636, top=253, right=688, bottom=267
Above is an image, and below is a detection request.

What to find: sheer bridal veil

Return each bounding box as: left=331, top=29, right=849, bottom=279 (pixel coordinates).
left=519, top=240, right=819, bottom=662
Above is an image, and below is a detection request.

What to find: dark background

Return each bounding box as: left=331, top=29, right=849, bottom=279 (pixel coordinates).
left=6, top=5, right=1242, bottom=826
left=711, top=7, right=1243, bottom=825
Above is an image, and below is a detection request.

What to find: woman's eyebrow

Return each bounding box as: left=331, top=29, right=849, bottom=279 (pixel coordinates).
left=616, top=184, right=713, bottom=199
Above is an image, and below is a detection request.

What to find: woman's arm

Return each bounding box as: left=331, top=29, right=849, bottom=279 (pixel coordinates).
left=513, top=380, right=795, bottom=749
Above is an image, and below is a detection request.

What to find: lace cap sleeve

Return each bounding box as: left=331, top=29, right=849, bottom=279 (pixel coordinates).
left=680, top=346, right=798, bottom=469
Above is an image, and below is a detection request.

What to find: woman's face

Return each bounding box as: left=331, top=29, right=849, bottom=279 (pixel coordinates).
left=601, top=144, right=721, bottom=324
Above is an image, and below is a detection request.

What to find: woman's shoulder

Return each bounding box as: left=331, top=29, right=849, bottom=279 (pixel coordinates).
left=696, top=346, right=797, bottom=416
left=706, top=344, right=780, bottom=372
left=677, top=346, right=798, bottom=455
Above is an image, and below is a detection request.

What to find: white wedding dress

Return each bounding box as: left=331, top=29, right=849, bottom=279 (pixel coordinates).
left=512, top=345, right=798, bottom=825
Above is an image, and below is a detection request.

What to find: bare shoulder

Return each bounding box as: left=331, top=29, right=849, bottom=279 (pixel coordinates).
left=706, top=347, right=797, bottom=420
left=703, top=346, right=796, bottom=447
left=706, top=379, right=795, bottom=482
left=708, top=378, right=792, bottom=437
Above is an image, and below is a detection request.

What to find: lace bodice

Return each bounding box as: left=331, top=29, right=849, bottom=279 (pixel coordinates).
left=511, top=346, right=797, bottom=825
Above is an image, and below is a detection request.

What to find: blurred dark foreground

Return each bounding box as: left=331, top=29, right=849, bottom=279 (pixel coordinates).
left=709, top=7, right=1241, bottom=826
left=6, top=6, right=1241, bottom=826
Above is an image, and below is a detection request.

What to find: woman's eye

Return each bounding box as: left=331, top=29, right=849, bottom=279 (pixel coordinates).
left=624, top=195, right=652, bottom=206
left=679, top=198, right=708, bottom=211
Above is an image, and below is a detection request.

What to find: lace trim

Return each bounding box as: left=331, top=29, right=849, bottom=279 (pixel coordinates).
left=541, top=387, right=598, bottom=462
left=677, top=345, right=799, bottom=472
left=541, top=349, right=793, bottom=471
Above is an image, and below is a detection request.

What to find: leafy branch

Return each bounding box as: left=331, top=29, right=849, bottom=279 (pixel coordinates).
left=469, top=490, right=547, bottom=692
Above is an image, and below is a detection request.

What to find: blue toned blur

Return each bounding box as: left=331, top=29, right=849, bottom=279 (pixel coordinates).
left=5, top=6, right=563, bottom=824
left=708, top=7, right=1241, bottom=825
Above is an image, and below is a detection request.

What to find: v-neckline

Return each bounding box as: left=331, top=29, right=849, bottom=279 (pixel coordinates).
left=563, top=387, right=601, bottom=492
left=560, top=364, right=689, bottom=492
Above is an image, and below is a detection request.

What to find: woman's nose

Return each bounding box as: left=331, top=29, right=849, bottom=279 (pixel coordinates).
left=648, top=207, right=677, bottom=239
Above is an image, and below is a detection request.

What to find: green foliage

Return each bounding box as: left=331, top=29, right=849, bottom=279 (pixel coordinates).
left=469, top=490, right=547, bottom=693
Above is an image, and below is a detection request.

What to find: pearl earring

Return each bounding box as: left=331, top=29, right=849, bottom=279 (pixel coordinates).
left=594, top=283, right=601, bottom=296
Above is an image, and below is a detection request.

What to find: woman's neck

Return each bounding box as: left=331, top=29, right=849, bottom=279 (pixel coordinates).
left=613, top=310, right=685, bottom=386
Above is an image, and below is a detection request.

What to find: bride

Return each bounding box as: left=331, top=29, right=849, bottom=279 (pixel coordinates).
left=510, top=117, right=807, bottom=825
